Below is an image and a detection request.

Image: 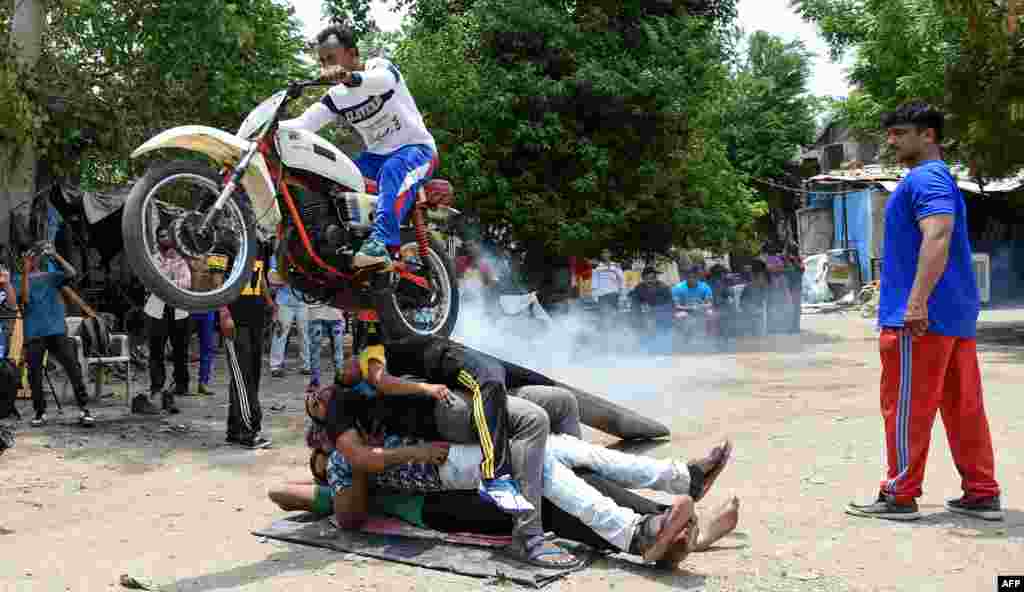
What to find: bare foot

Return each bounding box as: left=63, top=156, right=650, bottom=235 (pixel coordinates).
left=692, top=496, right=740, bottom=552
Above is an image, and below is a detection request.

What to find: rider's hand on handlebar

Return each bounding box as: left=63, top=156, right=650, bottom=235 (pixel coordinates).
left=320, top=65, right=352, bottom=85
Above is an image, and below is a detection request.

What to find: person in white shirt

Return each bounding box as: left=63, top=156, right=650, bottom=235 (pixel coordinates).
left=281, top=25, right=438, bottom=270
left=140, top=227, right=190, bottom=415
left=305, top=304, right=346, bottom=393
left=591, top=249, right=625, bottom=319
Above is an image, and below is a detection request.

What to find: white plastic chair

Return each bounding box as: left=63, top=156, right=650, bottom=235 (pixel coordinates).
left=65, top=316, right=133, bottom=408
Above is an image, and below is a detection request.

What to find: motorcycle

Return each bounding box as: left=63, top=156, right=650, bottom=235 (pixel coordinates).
left=121, top=78, right=461, bottom=341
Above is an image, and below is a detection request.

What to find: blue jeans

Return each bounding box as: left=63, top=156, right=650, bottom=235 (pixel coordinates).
left=329, top=432, right=691, bottom=552
left=269, top=304, right=309, bottom=371
left=190, top=312, right=216, bottom=385
left=354, top=145, right=437, bottom=247
left=306, top=319, right=344, bottom=384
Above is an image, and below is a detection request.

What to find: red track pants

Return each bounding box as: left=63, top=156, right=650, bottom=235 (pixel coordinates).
left=878, top=329, right=1000, bottom=503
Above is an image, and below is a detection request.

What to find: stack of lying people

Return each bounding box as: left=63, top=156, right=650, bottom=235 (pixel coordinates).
left=269, top=323, right=740, bottom=569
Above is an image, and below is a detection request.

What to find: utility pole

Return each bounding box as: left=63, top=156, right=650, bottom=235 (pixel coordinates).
left=1, top=0, right=44, bottom=246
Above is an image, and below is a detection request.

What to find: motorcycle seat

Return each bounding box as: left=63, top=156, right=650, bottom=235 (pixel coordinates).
left=363, top=178, right=454, bottom=208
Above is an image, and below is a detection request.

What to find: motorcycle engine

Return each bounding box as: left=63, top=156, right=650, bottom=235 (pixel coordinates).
left=284, top=185, right=373, bottom=273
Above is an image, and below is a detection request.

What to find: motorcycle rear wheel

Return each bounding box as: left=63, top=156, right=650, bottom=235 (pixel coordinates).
left=374, top=230, right=459, bottom=342
left=122, top=159, right=258, bottom=312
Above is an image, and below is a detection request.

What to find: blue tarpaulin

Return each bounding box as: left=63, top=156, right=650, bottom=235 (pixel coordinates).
left=807, top=190, right=873, bottom=284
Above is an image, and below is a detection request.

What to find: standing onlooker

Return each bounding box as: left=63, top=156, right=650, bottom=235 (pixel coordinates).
left=847, top=101, right=1001, bottom=521
left=760, top=243, right=792, bottom=334
left=782, top=243, right=804, bottom=334
left=0, top=264, right=15, bottom=359
left=221, top=251, right=274, bottom=449
left=306, top=303, right=346, bottom=393
left=456, top=239, right=498, bottom=318
left=268, top=256, right=309, bottom=378
left=734, top=260, right=769, bottom=337
left=187, top=252, right=227, bottom=396
left=16, top=243, right=95, bottom=427
left=140, top=227, right=190, bottom=415
left=590, top=249, right=625, bottom=322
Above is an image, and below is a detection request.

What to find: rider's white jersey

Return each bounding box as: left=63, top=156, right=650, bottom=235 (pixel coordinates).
left=280, top=57, right=436, bottom=156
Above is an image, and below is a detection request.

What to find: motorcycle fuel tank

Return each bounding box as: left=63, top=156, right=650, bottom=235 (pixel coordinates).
left=275, top=128, right=366, bottom=192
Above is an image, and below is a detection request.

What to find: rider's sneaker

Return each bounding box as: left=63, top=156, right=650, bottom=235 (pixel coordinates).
left=479, top=475, right=535, bottom=515
left=353, top=238, right=390, bottom=269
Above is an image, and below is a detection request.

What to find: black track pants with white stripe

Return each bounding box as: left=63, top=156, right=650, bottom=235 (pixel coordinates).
left=225, top=324, right=264, bottom=439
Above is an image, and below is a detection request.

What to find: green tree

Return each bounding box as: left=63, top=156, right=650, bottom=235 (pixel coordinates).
left=793, top=0, right=1024, bottom=178
left=1, top=0, right=312, bottom=186
left=327, top=0, right=764, bottom=259
left=723, top=30, right=817, bottom=180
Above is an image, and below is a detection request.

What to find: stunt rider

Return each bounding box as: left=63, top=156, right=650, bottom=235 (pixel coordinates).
left=280, top=25, right=438, bottom=270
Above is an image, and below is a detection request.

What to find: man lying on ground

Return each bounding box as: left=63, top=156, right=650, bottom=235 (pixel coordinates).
left=267, top=437, right=739, bottom=560
left=348, top=321, right=529, bottom=514
left=305, top=385, right=734, bottom=568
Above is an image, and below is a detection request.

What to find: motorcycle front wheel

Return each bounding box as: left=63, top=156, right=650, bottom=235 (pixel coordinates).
left=122, top=159, right=258, bottom=311
left=374, top=230, right=459, bottom=341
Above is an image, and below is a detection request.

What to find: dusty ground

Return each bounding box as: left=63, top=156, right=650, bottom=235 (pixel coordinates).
left=1, top=310, right=1021, bottom=592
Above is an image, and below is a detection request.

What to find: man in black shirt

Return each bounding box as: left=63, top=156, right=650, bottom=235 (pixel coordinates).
left=735, top=260, right=770, bottom=337
left=628, top=267, right=675, bottom=353
left=345, top=323, right=533, bottom=514
left=219, top=253, right=275, bottom=449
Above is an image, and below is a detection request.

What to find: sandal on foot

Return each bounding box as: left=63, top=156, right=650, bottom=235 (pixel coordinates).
left=514, top=536, right=583, bottom=569
left=692, top=439, right=732, bottom=502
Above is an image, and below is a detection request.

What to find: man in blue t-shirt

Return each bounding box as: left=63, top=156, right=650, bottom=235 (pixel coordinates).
left=671, top=267, right=713, bottom=308
left=15, top=243, right=94, bottom=427
left=847, top=101, right=1001, bottom=523
left=672, top=267, right=714, bottom=342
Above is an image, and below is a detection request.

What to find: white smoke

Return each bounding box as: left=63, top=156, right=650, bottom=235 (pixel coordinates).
left=449, top=247, right=742, bottom=414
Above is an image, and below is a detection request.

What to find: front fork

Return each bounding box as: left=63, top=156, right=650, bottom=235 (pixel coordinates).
left=200, top=142, right=259, bottom=231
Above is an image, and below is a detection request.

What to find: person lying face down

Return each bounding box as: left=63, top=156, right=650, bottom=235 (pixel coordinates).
left=267, top=437, right=740, bottom=567
left=344, top=323, right=528, bottom=515
left=305, top=385, right=737, bottom=569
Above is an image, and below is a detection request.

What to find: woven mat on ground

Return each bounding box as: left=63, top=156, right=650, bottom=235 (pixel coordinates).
left=253, top=513, right=594, bottom=588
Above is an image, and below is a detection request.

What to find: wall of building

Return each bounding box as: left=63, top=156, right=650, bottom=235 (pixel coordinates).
left=796, top=206, right=834, bottom=256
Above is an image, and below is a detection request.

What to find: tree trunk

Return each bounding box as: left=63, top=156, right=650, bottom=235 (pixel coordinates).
left=1, top=0, right=44, bottom=246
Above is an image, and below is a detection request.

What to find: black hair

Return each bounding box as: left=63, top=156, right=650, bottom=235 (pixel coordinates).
left=749, top=259, right=768, bottom=275
left=881, top=100, right=944, bottom=143
left=316, top=25, right=358, bottom=50
left=310, top=449, right=328, bottom=483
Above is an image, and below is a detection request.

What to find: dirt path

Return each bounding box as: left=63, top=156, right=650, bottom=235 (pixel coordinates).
left=1, top=313, right=1021, bottom=591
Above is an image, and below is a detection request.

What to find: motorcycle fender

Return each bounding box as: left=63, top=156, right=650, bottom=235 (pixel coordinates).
left=131, top=125, right=281, bottom=233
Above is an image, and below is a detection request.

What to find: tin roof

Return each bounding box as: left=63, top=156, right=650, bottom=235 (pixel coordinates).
left=807, top=164, right=1024, bottom=194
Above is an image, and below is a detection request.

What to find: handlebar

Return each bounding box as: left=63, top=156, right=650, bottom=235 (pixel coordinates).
left=286, top=79, right=334, bottom=98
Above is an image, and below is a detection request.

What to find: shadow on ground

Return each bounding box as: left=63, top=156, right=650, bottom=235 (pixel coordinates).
left=158, top=547, right=340, bottom=592
left=7, top=364, right=313, bottom=476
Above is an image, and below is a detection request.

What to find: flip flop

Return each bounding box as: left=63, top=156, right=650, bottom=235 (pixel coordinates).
left=514, top=539, right=583, bottom=569
left=696, top=439, right=732, bottom=502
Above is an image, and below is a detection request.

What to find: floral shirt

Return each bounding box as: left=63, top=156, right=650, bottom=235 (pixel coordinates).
left=326, top=433, right=443, bottom=495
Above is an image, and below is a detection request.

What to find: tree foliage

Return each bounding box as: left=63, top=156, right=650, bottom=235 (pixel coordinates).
left=1, top=0, right=312, bottom=186
left=793, top=0, right=1024, bottom=178
left=722, top=31, right=817, bottom=181
left=326, top=0, right=765, bottom=258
